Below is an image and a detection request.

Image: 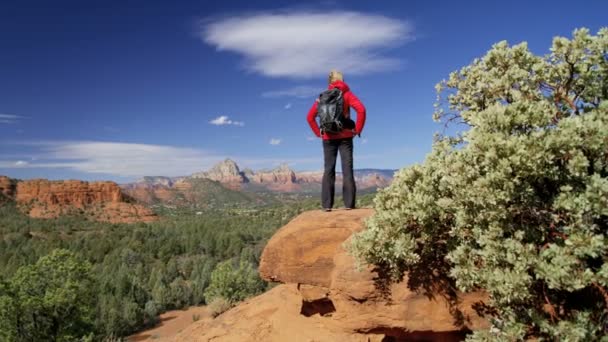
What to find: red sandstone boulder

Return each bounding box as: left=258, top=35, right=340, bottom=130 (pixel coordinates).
left=259, top=209, right=488, bottom=335
left=259, top=209, right=374, bottom=286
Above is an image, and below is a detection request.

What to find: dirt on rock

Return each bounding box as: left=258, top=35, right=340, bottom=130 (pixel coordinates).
left=128, top=306, right=211, bottom=342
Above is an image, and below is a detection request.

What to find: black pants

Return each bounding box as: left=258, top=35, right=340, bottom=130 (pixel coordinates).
left=322, top=138, right=356, bottom=209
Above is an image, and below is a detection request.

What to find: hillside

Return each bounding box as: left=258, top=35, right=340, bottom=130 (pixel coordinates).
left=122, top=177, right=269, bottom=209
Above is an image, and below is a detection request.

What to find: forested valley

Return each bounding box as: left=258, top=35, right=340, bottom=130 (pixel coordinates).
left=0, top=193, right=373, bottom=341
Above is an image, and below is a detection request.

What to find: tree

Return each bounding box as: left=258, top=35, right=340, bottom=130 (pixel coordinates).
left=0, top=249, right=95, bottom=341
left=350, top=28, right=608, bottom=340
left=0, top=279, right=18, bottom=342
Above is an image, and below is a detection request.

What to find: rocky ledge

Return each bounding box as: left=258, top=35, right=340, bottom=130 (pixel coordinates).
left=175, top=209, right=488, bottom=341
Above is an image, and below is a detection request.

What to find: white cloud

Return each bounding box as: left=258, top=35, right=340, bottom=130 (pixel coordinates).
left=202, top=11, right=412, bottom=78
left=306, top=136, right=316, bottom=141
left=269, top=138, right=282, bottom=145
left=284, top=103, right=292, bottom=110
left=209, top=115, right=245, bottom=126
left=262, top=85, right=322, bottom=98
left=0, top=114, right=23, bottom=124
left=362, top=138, right=368, bottom=144
left=0, top=141, right=224, bottom=177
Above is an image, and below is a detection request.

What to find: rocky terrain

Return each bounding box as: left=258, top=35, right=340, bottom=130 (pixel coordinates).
left=125, top=159, right=394, bottom=203
left=174, top=209, right=488, bottom=341
left=0, top=176, right=157, bottom=223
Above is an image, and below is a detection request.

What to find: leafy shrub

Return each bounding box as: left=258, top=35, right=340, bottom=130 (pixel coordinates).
left=204, top=260, right=265, bottom=304
left=350, top=28, right=608, bottom=340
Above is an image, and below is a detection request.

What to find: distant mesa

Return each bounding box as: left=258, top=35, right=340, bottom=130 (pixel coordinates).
left=191, top=158, right=247, bottom=189
left=128, top=158, right=394, bottom=195
left=0, top=175, right=157, bottom=223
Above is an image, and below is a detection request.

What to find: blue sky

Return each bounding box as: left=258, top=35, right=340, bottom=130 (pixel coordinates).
left=0, top=0, right=606, bottom=182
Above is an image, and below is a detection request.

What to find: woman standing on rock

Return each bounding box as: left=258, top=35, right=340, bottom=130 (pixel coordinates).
left=307, top=70, right=366, bottom=211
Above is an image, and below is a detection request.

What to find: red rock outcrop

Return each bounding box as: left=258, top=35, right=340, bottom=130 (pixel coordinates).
left=16, top=179, right=122, bottom=204
left=177, top=209, right=488, bottom=341
left=0, top=176, right=15, bottom=199
left=14, top=178, right=157, bottom=223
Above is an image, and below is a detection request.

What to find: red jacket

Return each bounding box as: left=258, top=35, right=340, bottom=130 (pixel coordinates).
left=307, top=80, right=366, bottom=140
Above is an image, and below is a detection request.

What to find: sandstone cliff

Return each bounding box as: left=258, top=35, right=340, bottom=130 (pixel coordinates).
left=5, top=177, right=157, bottom=223
left=176, top=209, right=488, bottom=341
left=0, top=176, right=15, bottom=200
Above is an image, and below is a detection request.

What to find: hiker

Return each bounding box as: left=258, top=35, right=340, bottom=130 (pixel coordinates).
left=307, top=70, right=366, bottom=211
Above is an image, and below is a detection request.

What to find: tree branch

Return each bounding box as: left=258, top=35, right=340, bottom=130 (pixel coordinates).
left=592, top=282, right=608, bottom=310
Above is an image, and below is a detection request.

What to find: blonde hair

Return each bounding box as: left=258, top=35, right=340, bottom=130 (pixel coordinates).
left=328, top=69, right=344, bottom=84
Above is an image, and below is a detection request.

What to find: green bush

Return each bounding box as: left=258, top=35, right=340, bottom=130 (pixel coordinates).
left=0, top=249, right=95, bottom=341
left=350, top=28, right=608, bottom=340
left=207, top=297, right=232, bottom=318
left=204, top=259, right=265, bottom=304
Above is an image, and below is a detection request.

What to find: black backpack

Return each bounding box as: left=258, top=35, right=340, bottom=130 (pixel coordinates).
left=317, top=88, right=345, bottom=134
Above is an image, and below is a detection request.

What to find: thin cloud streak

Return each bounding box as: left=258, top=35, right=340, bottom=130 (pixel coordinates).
left=0, top=114, right=24, bottom=124
left=262, top=85, right=321, bottom=98
left=0, top=141, right=224, bottom=177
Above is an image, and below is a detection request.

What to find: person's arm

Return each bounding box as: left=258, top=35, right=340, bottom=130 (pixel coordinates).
left=347, top=93, right=366, bottom=135
left=307, top=101, right=321, bottom=137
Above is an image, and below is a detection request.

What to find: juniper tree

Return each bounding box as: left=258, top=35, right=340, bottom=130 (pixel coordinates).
left=0, top=249, right=95, bottom=341
left=350, top=28, right=608, bottom=341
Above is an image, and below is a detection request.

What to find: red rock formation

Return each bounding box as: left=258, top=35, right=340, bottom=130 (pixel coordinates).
left=0, top=176, right=15, bottom=199
left=16, top=179, right=123, bottom=206
left=13, top=178, right=157, bottom=223
left=177, top=209, right=488, bottom=341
